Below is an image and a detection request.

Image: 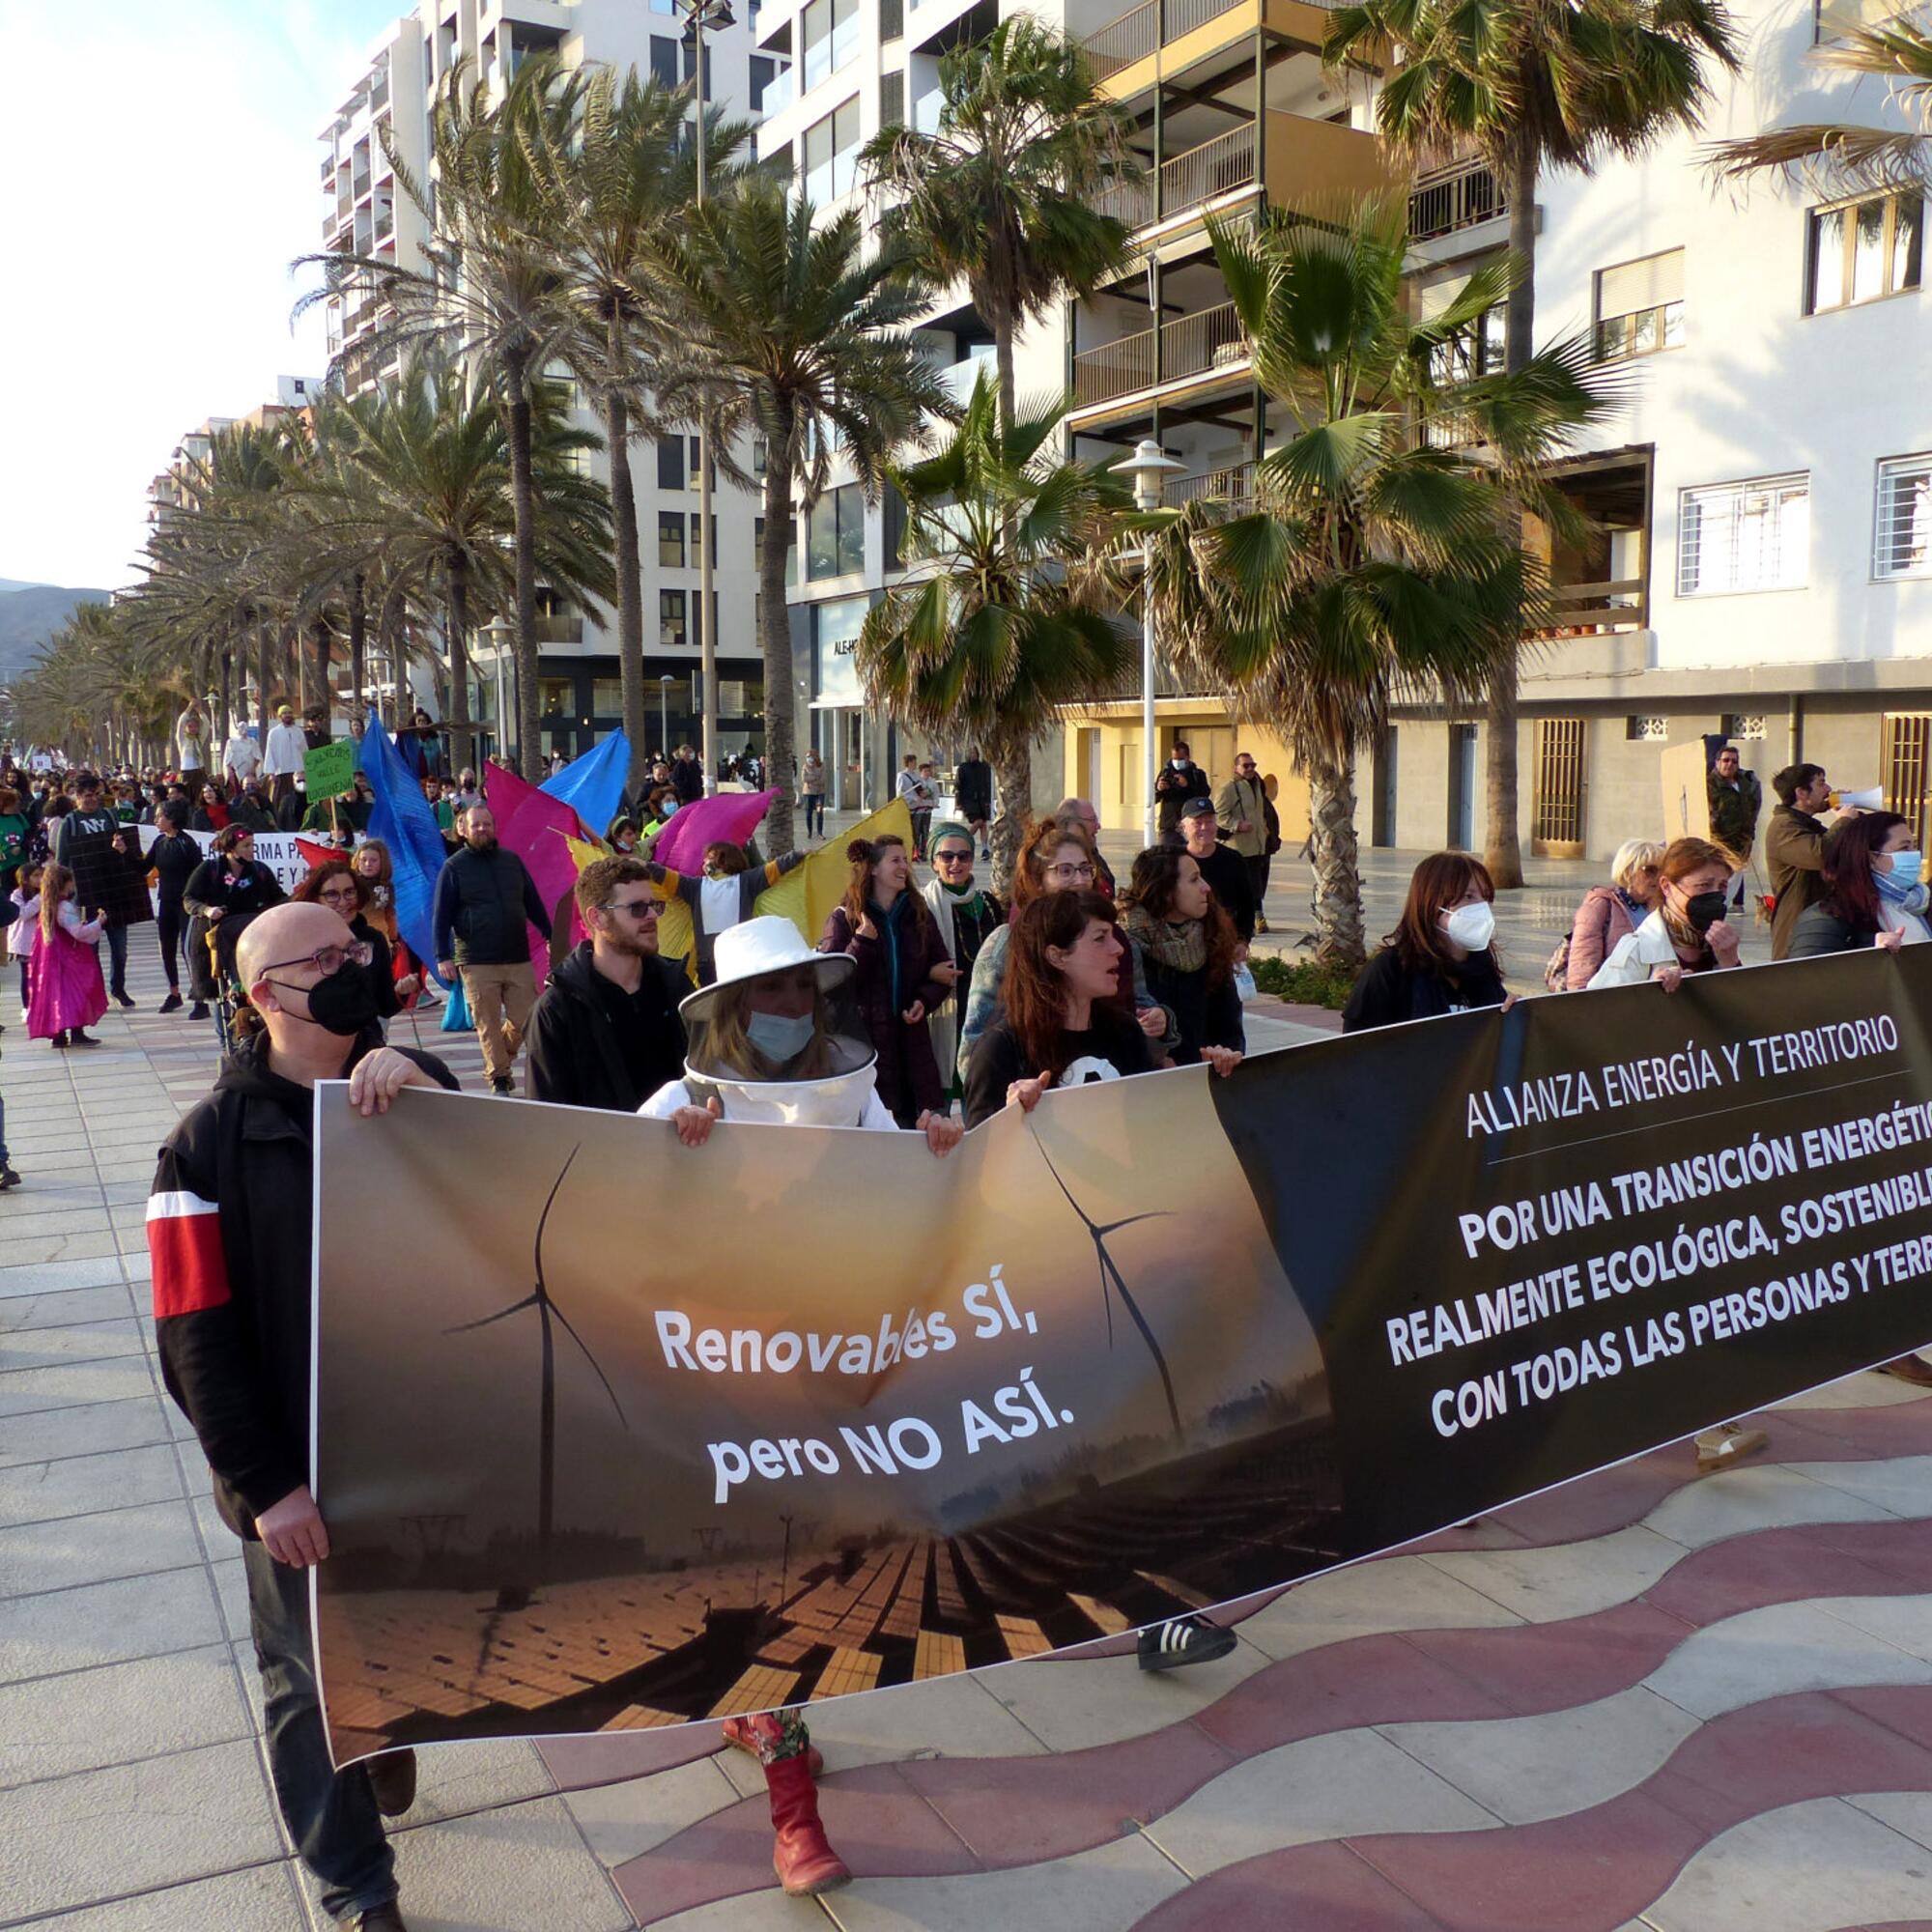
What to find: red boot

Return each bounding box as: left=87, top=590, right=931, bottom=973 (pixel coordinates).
left=721, top=1715, right=822, bottom=1776
left=763, top=1752, right=850, bottom=1897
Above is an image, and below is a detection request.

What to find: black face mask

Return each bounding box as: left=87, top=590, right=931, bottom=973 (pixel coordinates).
left=275, top=962, right=381, bottom=1037
left=1684, top=891, right=1728, bottom=934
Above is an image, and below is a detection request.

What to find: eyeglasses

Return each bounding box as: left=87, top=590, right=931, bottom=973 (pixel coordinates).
left=260, top=941, right=373, bottom=978
left=316, top=889, right=359, bottom=906
left=600, top=897, right=659, bottom=919
left=934, top=849, right=974, bottom=866
left=1045, top=861, right=1095, bottom=881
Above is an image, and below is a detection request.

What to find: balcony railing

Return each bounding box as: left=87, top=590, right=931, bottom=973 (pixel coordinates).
left=534, top=615, right=585, bottom=644
left=1083, top=0, right=1247, bottom=81
left=1408, top=156, right=1506, bottom=242
left=1164, top=123, right=1256, bottom=221
left=1537, top=578, right=1646, bottom=635
left=1168, top=459, right=1255, bottom=510
left=1071, top=299, right=1247, bottom=408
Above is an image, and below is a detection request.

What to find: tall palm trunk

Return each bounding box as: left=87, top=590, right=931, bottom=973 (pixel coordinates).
left=349, top=574, right=368, bottom=736
left=1306, top=745, right=1366, bottom=973
left=503, top=345, right=542, bottom=781
left=759, top=419, right=798, bottom=854
left=990, top=734, right=1031, bottom=898
left=446, top=553, right=477, bottom=778
left=607, top=346, right=647, bottom=801
left=1482, top=136, right=1539, bottom=893
left=256, top=622, right=272, bottom=743
left=217, top=644, right=232, bottom=747
left=314, top=622, right=332, bottom=727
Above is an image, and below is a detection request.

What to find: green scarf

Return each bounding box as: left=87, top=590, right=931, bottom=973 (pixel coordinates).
left=1122, top=900, right=1207, bottom=974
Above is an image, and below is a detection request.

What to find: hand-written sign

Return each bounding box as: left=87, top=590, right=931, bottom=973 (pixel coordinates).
left=304, top=740, right=356, bottom=801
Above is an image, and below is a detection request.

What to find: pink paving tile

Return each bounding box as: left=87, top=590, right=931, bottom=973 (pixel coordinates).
left=1640, top=1519, right=1929, bottom=1626
left=898, top=1719, right=1238, bottom=1867
left=1399, top=1600, right=1695, bottom=1717
left=1773, top=1397, right=1932, bottom=1460
left=1190, top=1632, right=1517, bottom=1759
left=538, top=1728, right=726, bottom=1791
left=612, top=1761, right=980, bottom=1925
left=1130, top=1838, right=1450, bottom=1932
left=1350, top=1787, right=1706, bottom=1932
left=1832, top=1683, right=1932, bottom=1756
left=1645, top=1690, right=1932, bottom=1837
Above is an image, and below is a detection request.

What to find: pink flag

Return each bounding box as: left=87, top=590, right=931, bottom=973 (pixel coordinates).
left=485, top=762, right=587, bottom=977
left=653, top=788, right=777, bottom=875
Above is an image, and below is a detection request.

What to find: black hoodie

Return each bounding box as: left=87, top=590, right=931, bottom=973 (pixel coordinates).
left=148, top=1028, right=457, bottom=1540
left=526, top=939, right=688, bottom=1114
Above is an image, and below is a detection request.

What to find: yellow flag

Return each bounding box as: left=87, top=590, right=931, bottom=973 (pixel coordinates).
left=565, top=829, right=697, bottom=984
left=756, top=798, right=915, bottom=947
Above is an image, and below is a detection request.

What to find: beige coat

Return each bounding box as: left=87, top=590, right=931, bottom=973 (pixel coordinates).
left=1764, top=806, right=1828, bottom=961
left=1215, top=776, right=1268, bottom=859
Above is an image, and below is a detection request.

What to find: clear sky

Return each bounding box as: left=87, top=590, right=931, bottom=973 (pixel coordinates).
left=0, top=0, right=406, bottom=592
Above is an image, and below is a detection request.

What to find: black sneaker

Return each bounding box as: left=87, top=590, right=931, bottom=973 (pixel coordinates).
left=113, top=991, right=136, bottom=1009
left=158, top=992, right=184, bottom=1014
left=188, top=1002, right=210, bottom=1021
left=0, top=1165, right=19, bottom=1190
left=1137, top=1614, right=1236, bottom=1673
left=69, top=1030, right=101, bottom=1047
left=490, top=1075, right=514, bottom=1095
left=49, top=1034, right=68, bottom=1050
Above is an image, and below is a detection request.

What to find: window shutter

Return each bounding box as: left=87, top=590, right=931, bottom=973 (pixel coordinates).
left=1596, top=248, right=1685, bottom=322
left=882, top=69, right=904, bottom=128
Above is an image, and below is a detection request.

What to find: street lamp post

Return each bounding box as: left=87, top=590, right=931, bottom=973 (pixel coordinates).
left=659, top=673, right=674, bottom=758
left=1110, top=439, right=1184, bottom=848
left=679, top=0, right=733, bottom=799
left=483, top=618, right=513, bottom=768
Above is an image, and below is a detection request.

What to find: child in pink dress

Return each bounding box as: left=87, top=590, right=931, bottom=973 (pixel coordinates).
left=27, top=863, right=107, bottom=1048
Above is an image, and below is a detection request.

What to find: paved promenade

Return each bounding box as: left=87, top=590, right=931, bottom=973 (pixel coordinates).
left=3, top=863, right=1927, bottom=1931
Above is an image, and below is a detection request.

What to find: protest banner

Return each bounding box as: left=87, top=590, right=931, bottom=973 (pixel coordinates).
left=304, top=739, right=356, bottom=802
left=312, top=947, right=1932, bottom=1765
left=137, top=825, right=331, bottom=895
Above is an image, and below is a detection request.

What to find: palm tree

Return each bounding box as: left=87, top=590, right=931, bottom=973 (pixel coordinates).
left=858, top=373, right=1132, bottom=871
left=298, top=59, right=582, bottom=779
left=1706, top=14, right=1932, bottom=189
left=1144, top=199, right=1617, bottom=971
left=534, top=68, right=751, bottom=799
left=302, top=360, right=611, bottom=775
left=1324, top=0, right=1738, bottom=889
left=862, top=18, right=1134, bottom=436
left=651, top=175, right=949, bottom=851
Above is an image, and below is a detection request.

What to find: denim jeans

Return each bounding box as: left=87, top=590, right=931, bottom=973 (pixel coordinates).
left=242, top=1540, right=397, bottom=1920
left=801, top=793, right=825, bottom=838
left=99, top=922, right=128, bottom=997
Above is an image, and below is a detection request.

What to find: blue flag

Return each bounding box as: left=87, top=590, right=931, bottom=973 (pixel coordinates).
left=355, top=715, right=450, bottom=987
left=541, top=728, right=630, bottom=839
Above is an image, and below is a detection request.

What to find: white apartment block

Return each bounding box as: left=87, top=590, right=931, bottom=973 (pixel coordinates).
left=1051, top=0, right=1932, bottom=861
left=319, top=0, right=775, bottom=772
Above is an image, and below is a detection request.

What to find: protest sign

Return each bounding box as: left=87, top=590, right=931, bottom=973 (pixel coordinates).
left=62, top=825, right=152, bottom=926
left=304, top=739, right=355, bottom=801
left=312, top=948, right=1932, bottom=1765
left=136, top=825, right=326, bottom=895
left=1660, top=740, right=1713, bottom=844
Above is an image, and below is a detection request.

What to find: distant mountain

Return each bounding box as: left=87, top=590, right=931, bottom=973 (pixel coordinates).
left=0, top=579, right=41, bottom=597
left=0, top=583, right=114, bottom=684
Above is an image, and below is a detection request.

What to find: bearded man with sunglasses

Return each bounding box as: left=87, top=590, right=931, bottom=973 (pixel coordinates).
left=526, top=854, right=689, bottom=1112
left=146, top=900, right=458, bottom=1932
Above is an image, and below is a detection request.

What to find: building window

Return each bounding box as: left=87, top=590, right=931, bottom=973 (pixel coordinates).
left=656, top=438, right=686, bottom=491
left=682, top=40, right=711, bottom=91
left=1627, top=716, right=1669, bottom=742
left=801, top=0, right=858, bottom=92
left=591, top=678, right=626, bottom=715
left=1594, top=248, right=1685, bottom=361
left=649, top=34, right=679, bottom=87
left=1677, top=473, right=1810, bottom=597
left=881, top=70, right=904, bottom=128
left=1875, top=452, right=1932, bottom=579
left=1808, top=189, right=1922, bottom=313
left=803, top=96, right=861, bottom=205
left=692, top=512, right=716, bottom=567
left=1419, top=273, right=1504, bottom=382
left=750, top=54, right=774, bottom=112
left=880, top=0, right=902, bottom=39
left=660, top=589, right=688, bottom=648
left=657, top=511, right=686, bottom=567
left=539, top=677, right=574, bottom=716
left=807, top=483, right=864, bottom=579
left=1722, top=713, right=1767, bottom=742
left=884, top=482, right=908, bottom=572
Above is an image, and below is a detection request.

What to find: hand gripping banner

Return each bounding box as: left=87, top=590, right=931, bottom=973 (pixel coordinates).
left=311, top=948, right=1932, bottom=1765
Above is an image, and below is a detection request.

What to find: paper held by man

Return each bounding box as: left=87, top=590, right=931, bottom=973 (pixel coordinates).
left=311, top=946, right=1932, bottom=1765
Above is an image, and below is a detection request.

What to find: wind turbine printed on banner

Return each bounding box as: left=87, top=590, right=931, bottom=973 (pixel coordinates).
left=1029, top=1131, right=1182, bottom=1438
left=443, top=1146, right=628, bottom=1569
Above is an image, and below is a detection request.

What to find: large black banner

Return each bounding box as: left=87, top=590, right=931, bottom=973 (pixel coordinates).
left=312, top=949, right=1932, bottom=1764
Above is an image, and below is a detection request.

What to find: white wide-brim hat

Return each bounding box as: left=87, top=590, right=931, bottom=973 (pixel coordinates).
left=678, top=915, right=854, bottom=1023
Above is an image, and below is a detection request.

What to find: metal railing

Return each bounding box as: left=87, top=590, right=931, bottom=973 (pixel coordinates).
left=1163, top=124, right=1256, bottom=223
left=1408, top=155, right=1506, bottom=242
left=1082, top=0, right=1252, bottom=79
left=1169, top=459, right=1255, bottom=509
left=1094, top=168, right=1156, bottom=229
left=1071, top=300, right=1248, bottom=407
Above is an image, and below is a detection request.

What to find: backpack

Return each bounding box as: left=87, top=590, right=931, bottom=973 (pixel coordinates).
left=1543, top=933, right=1571, bottom=993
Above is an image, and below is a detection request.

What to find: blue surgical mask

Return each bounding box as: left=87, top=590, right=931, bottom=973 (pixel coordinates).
left=746, top=1009, right=816, bottom=1065
left=1887, top=850, right=1923, bottom=891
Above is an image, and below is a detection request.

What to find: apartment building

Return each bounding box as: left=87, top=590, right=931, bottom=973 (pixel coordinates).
left=1055, top=0, right=1932, bottom=861
left=319, top=0, right=776, bottom=768
left=146, top=377, right=325, bottom=539
left=754, top=0, right=1079, bottom=809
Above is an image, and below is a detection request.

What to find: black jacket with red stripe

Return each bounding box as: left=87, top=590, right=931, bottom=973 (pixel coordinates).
left=148, top=1029, right=458, bottom=1540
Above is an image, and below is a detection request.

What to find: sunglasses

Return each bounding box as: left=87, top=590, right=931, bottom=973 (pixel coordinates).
left=934, top=849, right=974, bottom=865
left=600, top=897, right=659, bottom=919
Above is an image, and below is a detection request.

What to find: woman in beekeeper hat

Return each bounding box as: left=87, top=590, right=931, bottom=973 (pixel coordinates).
left=636, top=915, right=961, bottom=1895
